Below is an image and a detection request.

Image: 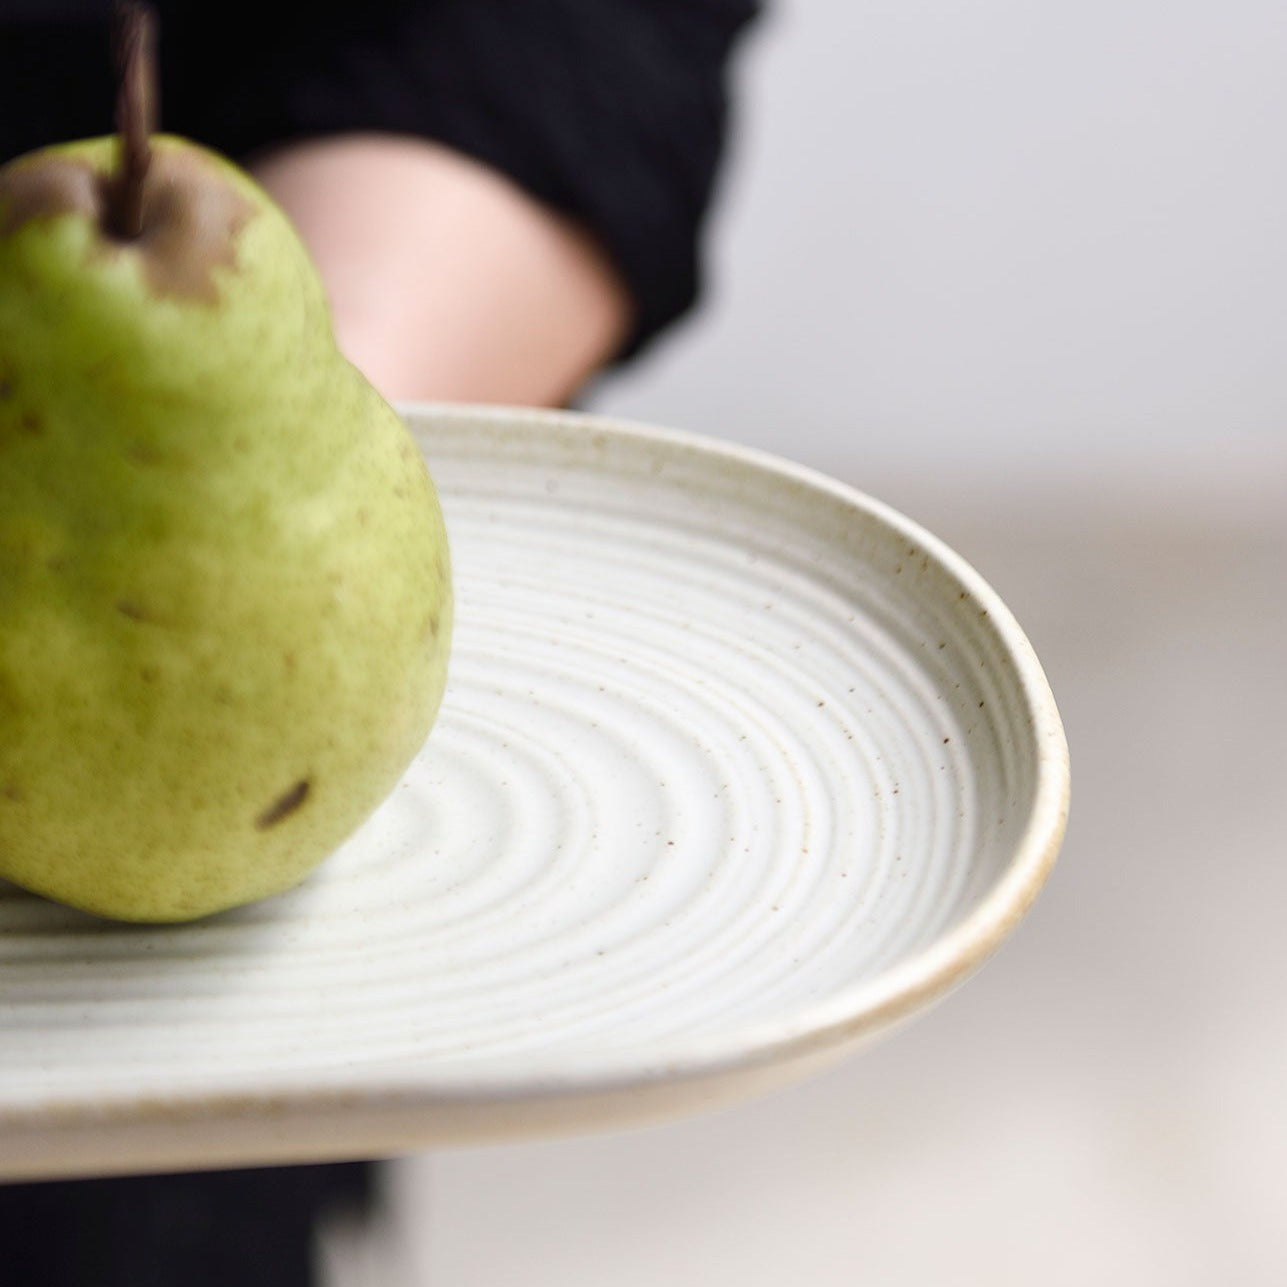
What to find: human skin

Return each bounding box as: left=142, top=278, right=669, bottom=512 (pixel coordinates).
left=252, top=133, right=632, bottom=406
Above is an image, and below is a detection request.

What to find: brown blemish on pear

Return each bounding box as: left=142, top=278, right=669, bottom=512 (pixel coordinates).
left=256, top=779, right=311, bottom=831
left=0, top=160, right=96, bottom=240
left=0, top=149, right=255, bottom=305
left=115, top=598, right=150, bottom=622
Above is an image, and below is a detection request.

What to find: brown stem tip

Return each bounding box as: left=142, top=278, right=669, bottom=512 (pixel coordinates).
left=109, top=1, right=159, bottom=240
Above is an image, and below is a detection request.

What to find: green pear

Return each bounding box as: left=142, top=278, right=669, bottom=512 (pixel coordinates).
left=0, top=135, right=452, bottom=921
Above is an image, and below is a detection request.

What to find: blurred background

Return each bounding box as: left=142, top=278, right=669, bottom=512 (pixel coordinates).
left=330, top=1, right=1287, bottom=1282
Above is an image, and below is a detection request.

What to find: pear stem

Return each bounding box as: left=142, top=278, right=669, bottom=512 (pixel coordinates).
left=109, top=2, right=158, bottom=240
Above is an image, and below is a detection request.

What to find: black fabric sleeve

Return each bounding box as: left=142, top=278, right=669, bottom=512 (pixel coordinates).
left=156, top=0, right=762, bottom=359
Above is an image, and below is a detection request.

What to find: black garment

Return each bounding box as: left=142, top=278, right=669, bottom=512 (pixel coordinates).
left=0, top=1165, right=375, bottom=1287
left=0, top=0, right=761, bottom=356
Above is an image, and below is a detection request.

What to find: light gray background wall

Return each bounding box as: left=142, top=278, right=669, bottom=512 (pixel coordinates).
left=593, top=0, right=1287, bottom=494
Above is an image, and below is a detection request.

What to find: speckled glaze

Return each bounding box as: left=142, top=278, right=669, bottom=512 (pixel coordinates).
left=0, top=405, right=1069, bottom=1180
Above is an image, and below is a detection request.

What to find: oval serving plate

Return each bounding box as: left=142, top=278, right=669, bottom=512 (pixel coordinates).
left=0, top=405, right=1068, bottom=1180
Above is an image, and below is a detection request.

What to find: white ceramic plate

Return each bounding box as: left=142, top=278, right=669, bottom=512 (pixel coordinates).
left=0, top=406, right=1068, bottom=1180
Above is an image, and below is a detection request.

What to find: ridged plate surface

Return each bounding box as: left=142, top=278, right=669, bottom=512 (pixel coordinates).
left=0, top=406, right=1068, bottom=1179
